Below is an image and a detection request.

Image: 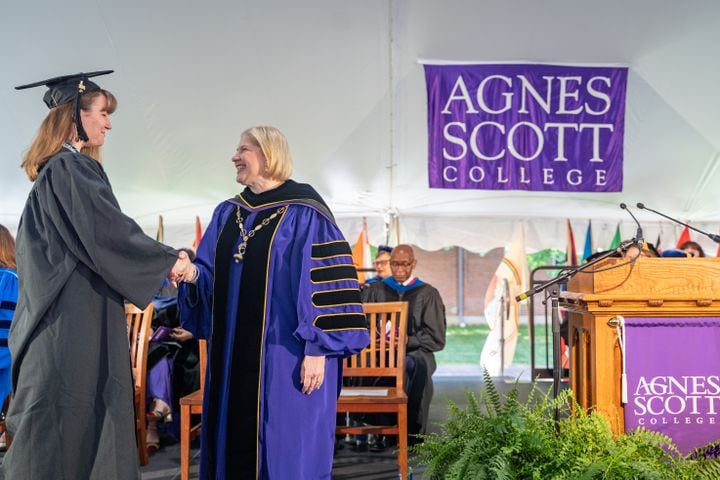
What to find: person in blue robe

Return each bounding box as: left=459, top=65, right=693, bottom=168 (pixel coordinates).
left=176, top=126, right=370, bottom=479
left=0, top=224, right=18, bottom=411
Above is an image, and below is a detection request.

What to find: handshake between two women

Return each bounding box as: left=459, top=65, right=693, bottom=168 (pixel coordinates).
left=169, top=250, right=198, bottom=285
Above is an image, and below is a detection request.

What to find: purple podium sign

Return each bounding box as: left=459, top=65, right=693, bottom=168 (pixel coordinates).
left=624, top=317, right=720, bottom=454
left=424, top=63, right=628, bottom=192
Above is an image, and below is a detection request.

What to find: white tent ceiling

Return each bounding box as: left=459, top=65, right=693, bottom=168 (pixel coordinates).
left=1, top=0, right=719, bottom=254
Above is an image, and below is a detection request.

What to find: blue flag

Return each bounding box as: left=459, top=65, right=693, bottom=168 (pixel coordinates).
left=582, top=221, right=593, bottom=262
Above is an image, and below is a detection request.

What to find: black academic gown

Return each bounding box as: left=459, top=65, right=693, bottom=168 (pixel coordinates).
left=4, top=149, right=177, bottom=480
left=362, top=279, right=446, bottom=435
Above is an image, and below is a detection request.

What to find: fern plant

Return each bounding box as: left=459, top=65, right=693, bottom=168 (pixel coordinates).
left=413, top=369, right=720, bottom=479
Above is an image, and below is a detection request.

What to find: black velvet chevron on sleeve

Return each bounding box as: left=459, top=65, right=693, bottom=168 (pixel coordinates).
left=311, top=241, right=352, bottom=259
left=312, top=288, right=362, bottom=307
left=314, top=312, right=368, bottom=331
left=310, top=265, right=358, bottom=283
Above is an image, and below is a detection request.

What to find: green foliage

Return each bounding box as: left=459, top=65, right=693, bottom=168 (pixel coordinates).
left=413, top=372, right=720, bottom=479
left=527, top=248, right=566, bottom=271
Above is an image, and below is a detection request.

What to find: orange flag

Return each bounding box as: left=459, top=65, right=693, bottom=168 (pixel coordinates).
left=192, top=216, right=203, bottom=251
left=675, top=226, right=691, bottom=248
left=351, top=218, right=371, bottom=283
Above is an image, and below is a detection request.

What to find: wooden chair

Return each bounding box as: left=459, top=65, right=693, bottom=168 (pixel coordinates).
left=179, top=338, right=207, bottom=480
left=336, top=301, right=410, bottom=479
left=126, top=302, right=154, bottom=467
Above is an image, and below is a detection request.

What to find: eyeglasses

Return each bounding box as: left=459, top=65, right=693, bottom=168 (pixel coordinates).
left=390, top=261, right=413, bottom=268
left=373, top=260, right=389, bottom=266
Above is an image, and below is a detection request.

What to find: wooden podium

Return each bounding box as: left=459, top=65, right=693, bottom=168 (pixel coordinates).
left=560, top=257, right=720, bottom=434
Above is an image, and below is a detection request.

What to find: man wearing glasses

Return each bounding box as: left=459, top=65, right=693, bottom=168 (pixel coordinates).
left=362, top=244, right=446, bottom=447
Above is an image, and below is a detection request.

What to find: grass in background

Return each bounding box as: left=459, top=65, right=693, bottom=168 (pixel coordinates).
left=435, top=323, right=552, bottom=367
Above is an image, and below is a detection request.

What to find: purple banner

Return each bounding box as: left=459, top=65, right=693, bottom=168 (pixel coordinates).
left=625, top=317, right=720, bottom=454
left=425, top=64, right=627, bottom=191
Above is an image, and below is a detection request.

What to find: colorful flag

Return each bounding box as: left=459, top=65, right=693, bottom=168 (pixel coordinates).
left=675, top=226, right=691, bottom=248
left=566, top=219, right=578, bottom=266
left=192, top=216, right=203, bottom=252
left=351, top=218, right=372, bottom=283
left=480, top=222, right=529, bottom=376
left=582, top=221, right=593, bottom=262
left=608, top=223, right=621, bottom=250
left=155, top=215, right=164, bottom=243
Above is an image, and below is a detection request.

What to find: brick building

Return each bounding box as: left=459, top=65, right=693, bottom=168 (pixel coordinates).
left=410, top=246, right=504, bottom=319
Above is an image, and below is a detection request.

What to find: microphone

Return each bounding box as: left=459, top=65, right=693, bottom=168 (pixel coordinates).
left=620, top=203, right=644, bottom=247
left=636, top=203, right=720, bottom=243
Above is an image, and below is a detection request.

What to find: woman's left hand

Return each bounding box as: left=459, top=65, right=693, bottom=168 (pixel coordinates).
left=300, top=355, right=326, bottom=395
left=170, top=327, right=194, bottom=342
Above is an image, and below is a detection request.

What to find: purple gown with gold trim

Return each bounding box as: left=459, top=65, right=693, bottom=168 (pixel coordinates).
left=179, top=180, right=369, bottom=479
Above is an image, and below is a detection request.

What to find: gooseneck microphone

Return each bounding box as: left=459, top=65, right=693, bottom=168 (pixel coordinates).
left=636, top=203, right=720, bottom=243
left=620, top=203, right=644, bottom=247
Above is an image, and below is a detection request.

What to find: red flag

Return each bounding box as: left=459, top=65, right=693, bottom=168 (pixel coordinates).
left=716, top=243, right=720, bottom=258
left=566, top=219, right=578, bottom=266
left=675, top=226, right=691, bottom=248
left=192, top=216, right=203, bottom=251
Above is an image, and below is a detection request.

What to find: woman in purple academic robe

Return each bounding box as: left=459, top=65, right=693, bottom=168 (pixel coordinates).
left=177, top=126, right=370, bottom=479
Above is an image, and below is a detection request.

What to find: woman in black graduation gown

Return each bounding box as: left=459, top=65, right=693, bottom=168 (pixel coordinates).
left=4, top=71, right=184, bottom=480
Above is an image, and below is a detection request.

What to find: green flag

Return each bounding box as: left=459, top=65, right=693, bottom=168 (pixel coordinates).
left=608, top=223, right=621, bottom=249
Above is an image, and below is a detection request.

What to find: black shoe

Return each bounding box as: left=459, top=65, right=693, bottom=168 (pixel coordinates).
left=369, top=435, right=387, bottom=452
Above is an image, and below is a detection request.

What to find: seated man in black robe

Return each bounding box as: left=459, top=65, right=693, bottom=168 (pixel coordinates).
left=361, top=244, right=447, bottom=447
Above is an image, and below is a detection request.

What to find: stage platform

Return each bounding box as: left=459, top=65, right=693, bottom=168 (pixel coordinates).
left=0, top=372, right=549, bottom=479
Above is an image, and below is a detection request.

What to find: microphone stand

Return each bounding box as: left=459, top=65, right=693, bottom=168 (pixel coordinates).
left=516, top=238, right=638, bottom=426
left=637, top=203, right=720, bottom=243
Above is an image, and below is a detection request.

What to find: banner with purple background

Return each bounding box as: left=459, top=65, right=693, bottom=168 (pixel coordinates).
left=424, top=63, right=628, bottom=191
left=624, top=317, right=720, bottom=454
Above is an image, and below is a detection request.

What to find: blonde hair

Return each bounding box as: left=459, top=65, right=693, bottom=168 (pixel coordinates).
left=21, top=90, right=117, bottom=181
left=0, top=225, right=16, bottom=270
left=241, top=126, right=293, bottom=182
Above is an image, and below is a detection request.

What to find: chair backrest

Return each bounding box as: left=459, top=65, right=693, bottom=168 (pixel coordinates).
left=343, top=301, right=409, bottom=388
left=198, top=338, right=207, bottom=391
left=126, top=303, right=154, bottom=388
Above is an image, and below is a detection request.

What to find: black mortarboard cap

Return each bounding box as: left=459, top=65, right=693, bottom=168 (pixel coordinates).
left=15, top=70, right=113, bottom=141
left=377, top=245, right=393, bottom=254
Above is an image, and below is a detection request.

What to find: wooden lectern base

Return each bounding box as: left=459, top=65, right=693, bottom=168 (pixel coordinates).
left=561, top=257, right=720, bottom=435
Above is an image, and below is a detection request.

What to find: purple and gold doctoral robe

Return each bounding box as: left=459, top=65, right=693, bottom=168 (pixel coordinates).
left=179, top=180, right=369, bottom=479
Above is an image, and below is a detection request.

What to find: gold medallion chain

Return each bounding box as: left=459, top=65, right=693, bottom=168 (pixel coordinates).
left=233, top=205, right=288, bottom=262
